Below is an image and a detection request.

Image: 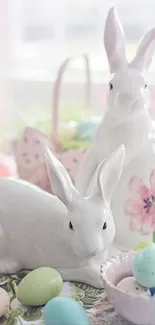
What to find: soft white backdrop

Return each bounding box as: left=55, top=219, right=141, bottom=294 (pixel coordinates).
left=1, top=0, right=155, bottom=149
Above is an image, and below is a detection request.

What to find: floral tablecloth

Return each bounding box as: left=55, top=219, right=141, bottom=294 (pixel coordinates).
left=0, top=271, right=131, bottom=325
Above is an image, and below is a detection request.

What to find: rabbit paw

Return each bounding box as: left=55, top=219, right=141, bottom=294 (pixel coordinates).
left=86, top=264, right=104, bottom=289
left=57, top=263, right=103, bottom=289
left=0, top=257, right=21, bottom=274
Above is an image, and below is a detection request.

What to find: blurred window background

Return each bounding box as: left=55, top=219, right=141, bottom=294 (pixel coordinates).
left=1, top=0, right=155, bottom=150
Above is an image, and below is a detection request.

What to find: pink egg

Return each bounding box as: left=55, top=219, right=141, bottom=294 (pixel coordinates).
left=0, top=154, right=17, bottom=177
left=0, top=162, right=11, bottom=176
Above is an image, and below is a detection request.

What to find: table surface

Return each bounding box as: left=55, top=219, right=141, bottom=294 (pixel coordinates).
left=0, top=270, right=132, bottom=325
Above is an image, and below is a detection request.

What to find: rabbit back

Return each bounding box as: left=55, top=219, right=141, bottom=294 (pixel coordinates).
left=0, top=178, right=78, bottom=269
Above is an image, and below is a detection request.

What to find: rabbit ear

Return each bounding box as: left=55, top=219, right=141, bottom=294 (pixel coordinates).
left=45, top=147, right=78, bottom=209
left=104, top=6, right=127, bottom=73
left=89, top=145, right=125, bottom=205
left=130, top=28, right=155, bottom=71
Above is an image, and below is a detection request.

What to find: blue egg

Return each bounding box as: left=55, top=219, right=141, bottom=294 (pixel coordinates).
left=132, top=245, right=155, bottom=288
left=76, top=122, right=99, bottom=141
left=43, top=296, right=90, bottom=325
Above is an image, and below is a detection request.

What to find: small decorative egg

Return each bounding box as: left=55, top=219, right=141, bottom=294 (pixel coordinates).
left=76, top=121, right=99, bottom=141
left=43, top=296, right=90, bottom=325
left=0, top=287, right=10, bottom=317
left=132, top=246, right=155, bottom=288
left=134, top=241, right=153, bottom=251
left=117, top=277, right=147, bottom=296
left=16, top=267, right=63, bottom=306
left=59, top=122, right=77, bottom=141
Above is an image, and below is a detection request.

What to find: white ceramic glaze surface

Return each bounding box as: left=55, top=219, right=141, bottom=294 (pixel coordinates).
left=0, top=146, right=125, bottom=288
left=76, top=7, right=155, bottom=251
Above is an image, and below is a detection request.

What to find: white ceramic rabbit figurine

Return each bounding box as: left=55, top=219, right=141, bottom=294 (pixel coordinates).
left=76, top=7, right=155, bottom=252
left=0, top=145, right=124, bottom=288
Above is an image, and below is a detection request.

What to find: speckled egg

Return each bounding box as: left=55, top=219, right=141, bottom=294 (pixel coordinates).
left=132, top=246, right=155, bottom=288
left=43, top=296, right=90, bottom=325
left=0, top=287, right=10, bottom=317
left=117, top=276, right=148, bottom=296
left=16, top=267, right=63, bottom=306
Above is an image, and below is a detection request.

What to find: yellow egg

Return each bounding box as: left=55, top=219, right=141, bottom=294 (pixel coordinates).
left=134, top=241, right=153, bottom=251
left=0, top=287, right=10, bottom=317
left=59, top=122, right=77, bottom=141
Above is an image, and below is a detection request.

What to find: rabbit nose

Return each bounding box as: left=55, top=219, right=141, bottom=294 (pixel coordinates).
left=123, top=93, right=131, bottom=100
left=89, top=249, right=97, bottom=257
left=120, top=93, right=133, bottom=103
left=116, top=92, right=138, bottom=108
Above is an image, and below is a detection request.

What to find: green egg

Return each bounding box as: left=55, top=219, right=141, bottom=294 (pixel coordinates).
left=16, top=267, right=63, bottom=306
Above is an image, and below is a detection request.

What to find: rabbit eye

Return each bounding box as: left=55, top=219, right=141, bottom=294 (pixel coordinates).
left=109, top=82, right=113, bottom=90
left=69, top=222, right=74, bottom=231
left=102, top=222, right=107, bottom=230
left=144, top=84, right=147, bottom=88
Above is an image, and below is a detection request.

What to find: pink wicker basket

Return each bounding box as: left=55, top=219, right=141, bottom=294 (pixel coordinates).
left=13, top=55, right=91, bottom=193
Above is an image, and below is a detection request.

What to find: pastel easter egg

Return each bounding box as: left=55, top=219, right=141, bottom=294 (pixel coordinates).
left=43, top=296, right=90, bottom=325
left=117, top=276, right=147, bottom=296
left=134, top=241, right=153, bottom=251
left=0, top=287, right=10, bottom=317
left=16, top=267, right=63, bottom=306
left=59, top=122, right=77, bottom=140
left=76, top=122, right=98, bottom=141
left=132, top=246, right=155, bottom=288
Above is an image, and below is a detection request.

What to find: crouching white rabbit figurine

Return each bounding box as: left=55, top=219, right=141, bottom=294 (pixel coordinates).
left=0, top=146, right=124, bottom=288
left=76, top=7, right=155, bottom=252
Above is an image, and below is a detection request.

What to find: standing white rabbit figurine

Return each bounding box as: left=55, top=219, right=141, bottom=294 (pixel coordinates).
left=0, top=146, right=124, bottom=288
left=76, top=7, right=155, bottom=252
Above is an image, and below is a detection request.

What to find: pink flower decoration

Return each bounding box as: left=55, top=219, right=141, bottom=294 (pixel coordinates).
left=124, top=171, right=155, bottom=235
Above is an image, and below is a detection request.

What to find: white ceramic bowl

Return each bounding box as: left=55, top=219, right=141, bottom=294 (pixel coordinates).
left=101, top=251, right=155, bottom=325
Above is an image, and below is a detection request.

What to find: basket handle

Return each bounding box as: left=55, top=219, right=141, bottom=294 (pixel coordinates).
left=52, top=54, right=91, bottom=150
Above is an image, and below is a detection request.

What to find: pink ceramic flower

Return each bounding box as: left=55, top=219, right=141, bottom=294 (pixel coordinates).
left=124, top=171, right=155, bottom=235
